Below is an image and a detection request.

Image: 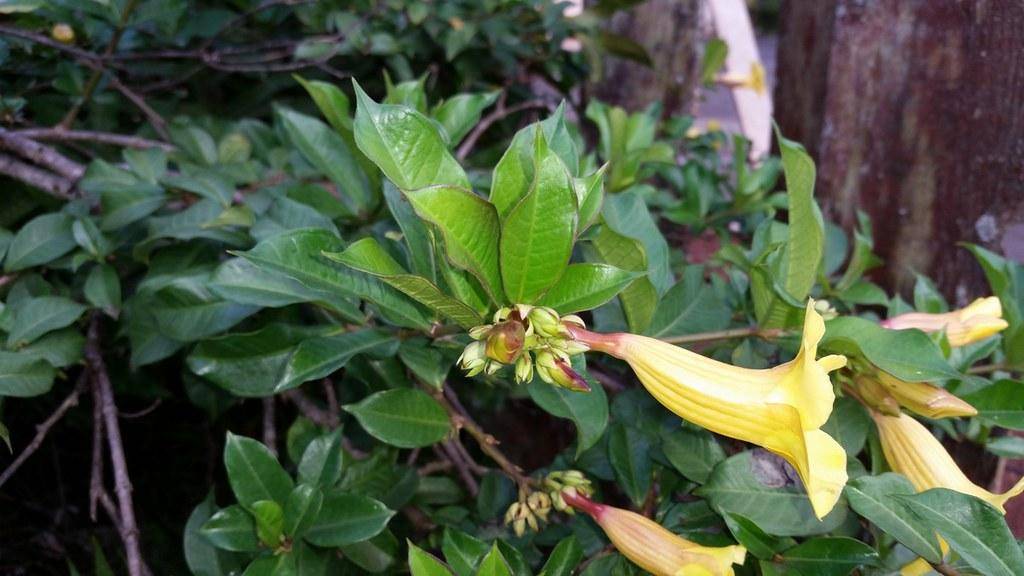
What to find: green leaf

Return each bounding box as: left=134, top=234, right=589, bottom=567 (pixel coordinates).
left=283, top=483, right=323, bottom=539
left=723, top=513, right=796, bottom=560
left=701, top=38, right=728, bottom=84
left=780, top=537, right=878, bottom=576
left=822, top=316, right=960, bottom=381
left=404, top=185, right=505, bottom=304
left=660, top=424, right=726, bottom=484
left=587, top=224, right=657, bottom=332
left=209, top=257, right=360, bottom=318
left=162, top=171, right=234, bottom=207
left=899, top=488, right=1024, bottom=576
left=398, top=340, right=451, bottom=390
left=353, top=80, right=470, bottom=191
left=187, top=324, right=313, bottom=397
left=200, top=505, right=260, bottom=552
left=607, top=423, right=651, bottom=506
left=696, top=451, right=848, bottom=536
left=342, top=529, right=399, bottom=573
left=442, top=528, right=489, bottom=576
left=278, top=329, right=396, bottom=392
left=383, top=181, right=436, bottom=282
left=601, top=192, right=672, bottom=294
left=344, top=389, right=450, bottom=448
left=6, top=296, right=86, bottom=346
left=251, top=500, right=284, bottom=548
left=499, top=131, right=577, bottom=304
left=277, top=107, right=375, bottom=216
left=84, top=264, right=121, bottom=313
left=297, top=429, right=345, bottom=488
left=821, top=396, right=871, bottom=457
left=575, top=165, right=607, bottom=232
left=326, top=237, right=482, bottom=328
left=224, top=432, right=294, bottom=508
left=537, top=263, right=640, bottom=314
left=4, top=212, right=77, bottom=272
left=304, top=491, right=394, bottom=547
left=185, top=493, right=246, bottom=576
left=845, top=473, right=942, bottom=563
left=646, top=267, right=731, bottom=338
left=432, top=91, right=500, bottom=145
left=294, top=76, right=353, bottom=136
left=237, top=229, right=432, bottom=330
left=476, top=544, right=512, bottom=576
left=148, top=283, right=256, bottom=343
left=527, top=356, right=607, bottom=457
left=19, top=328, right=83, bottom=368
left=409, top=541, right=455, bottom=576
left=72, top=217, right=112, bottom=258
left=539, top=536, right=583, bottom=576
left=776, top=127, right=823, bottom=303
left=986, top=436, right=1024, bottom=458
left=963, top=380, right=1024, bottom=430
left=0, top=351, right=57, bottom=397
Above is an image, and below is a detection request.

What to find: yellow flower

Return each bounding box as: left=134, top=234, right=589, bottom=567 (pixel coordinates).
left=880, top=296, right=1008, bottom=347
left=855, top=372, right=977, bottom=419
left=872, top=411, right=1024, bottom=513
left=717, top=63, right=767, bottom=95
left=562, top=490, right=746, bottom=576
left=568, top=301, right=848, bottom=519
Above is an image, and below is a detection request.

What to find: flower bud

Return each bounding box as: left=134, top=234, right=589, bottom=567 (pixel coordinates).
left=514, top=353, right=534, bottom=384
left=535, top=350, right=590, bottom=392
left=875, top=371, right=977, bottom=419
left=458, top=341, right=487, bottom=376
left=485, top=320, right=526, bottom=364
left=51, top=23, right=75, bottom=44
left=880, top=296, right=1008, bottom=347
left=851, top=376, right=902, bottom=417
left=468, top=324, right=493, bottom=340
left=527, top=491, right=552, bottom=521
left=528, top=307, right=564, bottom=338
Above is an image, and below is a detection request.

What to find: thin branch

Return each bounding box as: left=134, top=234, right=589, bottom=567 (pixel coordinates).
left=262, top=397, right=277, bottom=457
left=661, top=326, right=788, bottom=345
left=90, top=383, right=105, bottom=521
left=0, top=24, right=105, bottom=63
left=281, top=389, right=334, bottom=429
left=968, top=362, right=1020, bottom=375
left=87, top=316, right=147, bottom=576
left=118, top=398, right=163, bottom=419
left=12, top=128, right=174, bottom=151
left=434, top=444, right=479, bottom=496
left=0, top=373, right=88, bottom=490
left=105, top=75, right=170, bottom=140
left=0, top=152, right=75, bottom=199
left=456, top=97, right=549, bottom=160
left=417, top=459, right=453, bottom=476
left=0, top=129, right=85, bottom=180
left=322, top=379, right=341, bottom=429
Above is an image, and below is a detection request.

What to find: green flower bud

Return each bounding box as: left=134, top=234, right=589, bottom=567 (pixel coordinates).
left=528, top=307, right=563, bottom=338
left=535, top=350, right=590, bottom=392
left=527, top=491, right=552, bottom=521
left=458, top=341, right=487, bottom=376
left=515, top=353, right=534, bottom=384
left=468, top=324, right=493, bottom=340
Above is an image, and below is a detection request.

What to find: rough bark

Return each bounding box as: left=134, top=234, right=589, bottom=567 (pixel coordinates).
left=591, top=0, right=701, bottom=116
left=775, top=0, right=1024, bottom=297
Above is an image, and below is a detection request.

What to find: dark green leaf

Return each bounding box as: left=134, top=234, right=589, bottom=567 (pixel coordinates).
left=343, top=389, right=450, bottom=448
left=409, top=541, right=454, bottom=576
left=822, top=316, right=960, bottom=381
left=963, top=380, right=1024, bottom=430
left=660, top=424, right=725, bottom=484
left=251, top=500, right=284, bottom=548
left=539, top=536, right=583, bottom=576
left=538, top=263, right=640, bottom=314
left=780, top=537, right=878, bottom=576
left=0, top=351, right=56, bottom=397
left=475, top=544, right=512, bottom=576
left=432, top=91, right=500, bottom=145
left=278, top=329, right=396, bottom=392
left=442, top=528, right=488, bottom=576
left=297, top=430, right=345, bottom=488
left=200, top=505, right=260, bottom=552
left=845, top=473, right=942, bottom=563
left=185, top=493, right=246, bottom=576
left=341, top=529, right=399, bottom=573
left=4, top=212, right=77, bottom=272
left=723, top=513, right=796, bottom=560
left=527, top=355, right=607, bottom=457
left=647, top=267, right=731, bottom=338
left=6, top=296, right=86, bottom=346
left=304, top=491, right=394, bottom=547
left=224, top=432, right=294, bottom=508
left=84, top=264, right=121, bottom=313
left=283, top=484, right=322, bottom=539
left=607, top=423, right=651, bottom=506
left=187, top=324, right=312, bottom=397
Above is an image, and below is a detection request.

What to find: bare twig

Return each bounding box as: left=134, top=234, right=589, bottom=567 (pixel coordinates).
left=322, top=380, right=341, bottom=429
left=12, top=128, right=174, bottom=151
left=0, top=373, right=88, bottom=490
left=118, top=398, right=163, bottom=419
left=0, top=23, right=105, bottom=63
left=0, top=152, right=75, bottom=199
left=90, top=383, right=105, bottom=521
left=456, top=96, right=549, bottom=160
left=262, top=397, right=277, bottom=457
left=282, top=389, right=334, bottom=428
left=434, top=443, right=479, bottom=496
left=86, top=316, right=147, bottom=576
left=0, top=129, right=85, bottom=180
left=968, top=362, right=1020, bottom=375
left=417, top=459, right=453, bottom=476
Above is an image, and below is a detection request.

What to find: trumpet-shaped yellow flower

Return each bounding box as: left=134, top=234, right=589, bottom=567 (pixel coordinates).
left=880, top=296, right=1008, bottom=347
left=568, top=301, right=848, bottom=519
left=562, top=490, right=746, bottom=576
left=872, top=411, right=1024, bottom=512
left=856, top=372, right=977, bottom=419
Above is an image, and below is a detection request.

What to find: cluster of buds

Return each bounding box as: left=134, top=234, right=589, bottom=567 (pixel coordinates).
left=458, top=305, right=590, bottom=391
left=502, top=470, right=594, bottom=537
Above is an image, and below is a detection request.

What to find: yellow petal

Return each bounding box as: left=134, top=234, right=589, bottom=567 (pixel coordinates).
left=570, top=301, right=848, bottom=519
left=874, top=372, right=977, bottom=419
left=873, top=411, right=1024, bottom=512
left=564, top=491, right=745, bottom=576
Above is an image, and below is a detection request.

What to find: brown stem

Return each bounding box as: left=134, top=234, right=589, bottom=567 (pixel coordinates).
left=0, top=152, right=75, bottom=199
left=90, top=382, right=105, bottom=521
left=0, top=129, right=85, bottom=180
left=435, top=443, right=479, bottom=496
left=968, top=363, right=1020, bottom=375
left=86, top=316, right=147, bottom=576
left=60, top=0, right=140, bottom=130
left=456, top=96, right=549, bottom=160
left=11, top=128, right=174, bottom=151
left=281, top=389, right=335, bottom=428
left=932, top=563, right=963, bottom=576
left=322, top=379, right=341, bottom=429
left=0, top=373, right=88, bottom=489
left=262, top=397, right=277, bottom=457
left=662, top=326, right=788, bottom=344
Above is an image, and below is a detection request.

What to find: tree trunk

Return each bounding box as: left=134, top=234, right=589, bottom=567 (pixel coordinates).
left=775, top=0, right=1024, bottom=299
left=591, top=0, right=701, bottom=116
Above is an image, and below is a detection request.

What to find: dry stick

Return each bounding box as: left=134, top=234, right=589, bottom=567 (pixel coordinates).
left=455, top=97, right=549, bottom=161
left=0, top=373, right=88, bottom=490
left=87, top=317, right=147, bottom=576
left=282, top=389, right=334, bottom=428
left=450, top=437, right=487, bottom=476
left=60, top=0, right=141, bottom=130
left=434, top=443, right=479, bottom=496
left=89, top=383, right=105, bottom=521
left=661, top=326, right=787, bottom=345
left=0, top=153, right=74, bottom=199
left=12, top=128, right=174, bottom=151
left=322, top=379, right=341, bottom=429
left=0, top=129, right=85, bottom=180
left=262, top=397, right=277, bottom=457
